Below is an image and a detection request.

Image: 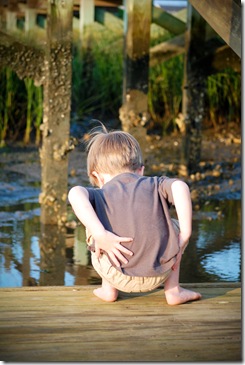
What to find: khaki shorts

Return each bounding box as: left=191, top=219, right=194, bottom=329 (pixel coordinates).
left=88, top=219, right=180, bottom=293
left=91, top=252, right=172, bottom=293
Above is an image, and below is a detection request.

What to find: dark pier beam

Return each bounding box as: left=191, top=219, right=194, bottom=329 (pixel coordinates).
left=39, top=0, right=73, bottom=225
left=181, top=4, right=208, bottom=174
left=189, top=0, right=241, bottom=57
left=119, top=0, right=152, bottom=141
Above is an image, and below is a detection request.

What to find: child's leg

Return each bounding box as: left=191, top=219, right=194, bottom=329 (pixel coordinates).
left=93, top=278, right=118, bottom=302
left=164, top=258, right=201, bottom=305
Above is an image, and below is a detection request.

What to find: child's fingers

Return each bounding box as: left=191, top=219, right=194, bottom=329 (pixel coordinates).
left=117, top=236, right=133, bottom=243
left=107, top=251, right=121, bottom=267
left=108, top=247, right=130, bottom=266
left=114, top=248, right=129, bottom=264
left=115, top=241, right=133, bottom=256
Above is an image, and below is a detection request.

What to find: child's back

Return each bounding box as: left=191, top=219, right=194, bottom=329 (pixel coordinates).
left=86, top=172, right=179, bottom=277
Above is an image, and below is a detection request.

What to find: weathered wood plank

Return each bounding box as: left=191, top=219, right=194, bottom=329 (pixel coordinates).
left=0, top=283, right=241, bottom=362
left=150, top=34, right=185, bottom=66
left=152, top=6, right=186, bottom=35
left=189, top=0, right=241, bottom=57
left=150, top=36, right=240, bottom=72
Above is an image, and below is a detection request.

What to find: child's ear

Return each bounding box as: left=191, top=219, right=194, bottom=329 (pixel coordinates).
left=138, top=165, right=145, bottom=176
left=91, top=171, right=104, bottom=188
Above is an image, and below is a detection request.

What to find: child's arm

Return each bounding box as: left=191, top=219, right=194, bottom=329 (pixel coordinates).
left=171, top=180, right=192, bottom=252
left=170, top=180, right=192, bottom=271
left=68, top=186, right=133, bottom=267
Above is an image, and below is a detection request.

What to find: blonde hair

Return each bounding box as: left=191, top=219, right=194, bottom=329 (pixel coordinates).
left=86, top=124, right=144, bottom=186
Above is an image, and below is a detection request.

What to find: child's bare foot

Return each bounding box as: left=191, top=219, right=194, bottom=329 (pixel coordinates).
left=165, top=286, right=202, bottom=305
left=93, top=287, right=118, bottom=302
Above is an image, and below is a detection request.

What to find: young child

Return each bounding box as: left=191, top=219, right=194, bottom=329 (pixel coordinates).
left=68, top=124, right=201, bottom=305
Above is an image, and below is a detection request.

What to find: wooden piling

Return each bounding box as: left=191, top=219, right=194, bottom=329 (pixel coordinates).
left=119, top=0, right=151, bottom=138
left=39, top=0, right=73, bottom=225
left=181, top=4, right=207, bottom=173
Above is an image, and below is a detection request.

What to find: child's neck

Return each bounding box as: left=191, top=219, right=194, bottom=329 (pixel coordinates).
left=94, top=166, right=144, bottom=188
left=99, top=171, right=131, bottom=187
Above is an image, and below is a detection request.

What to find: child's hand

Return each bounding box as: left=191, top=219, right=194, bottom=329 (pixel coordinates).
left=93, top=230, right=133, bottom=267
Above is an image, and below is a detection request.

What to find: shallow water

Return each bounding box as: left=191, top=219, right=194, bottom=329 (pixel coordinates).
left=0, top=143, right=241, bottom=286
left=0, top=192, right=241, bottom=287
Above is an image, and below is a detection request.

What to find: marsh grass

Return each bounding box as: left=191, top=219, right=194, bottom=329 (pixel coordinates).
left=0, top=68, right=43, bottom=145
left=34, top=85, right=43, bottom=145
left=206, top=68, right=241, bottom=129
left=72, top=29, right=123, bottom=120
left=24, top=78, right=35, bottom=144
left=0, top=68, right=14, bottom=146
left=149, top=55, right=184, bottom=135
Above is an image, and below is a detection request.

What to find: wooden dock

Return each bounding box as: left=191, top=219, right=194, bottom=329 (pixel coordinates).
left=0, top=283, right=241, bottom=362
